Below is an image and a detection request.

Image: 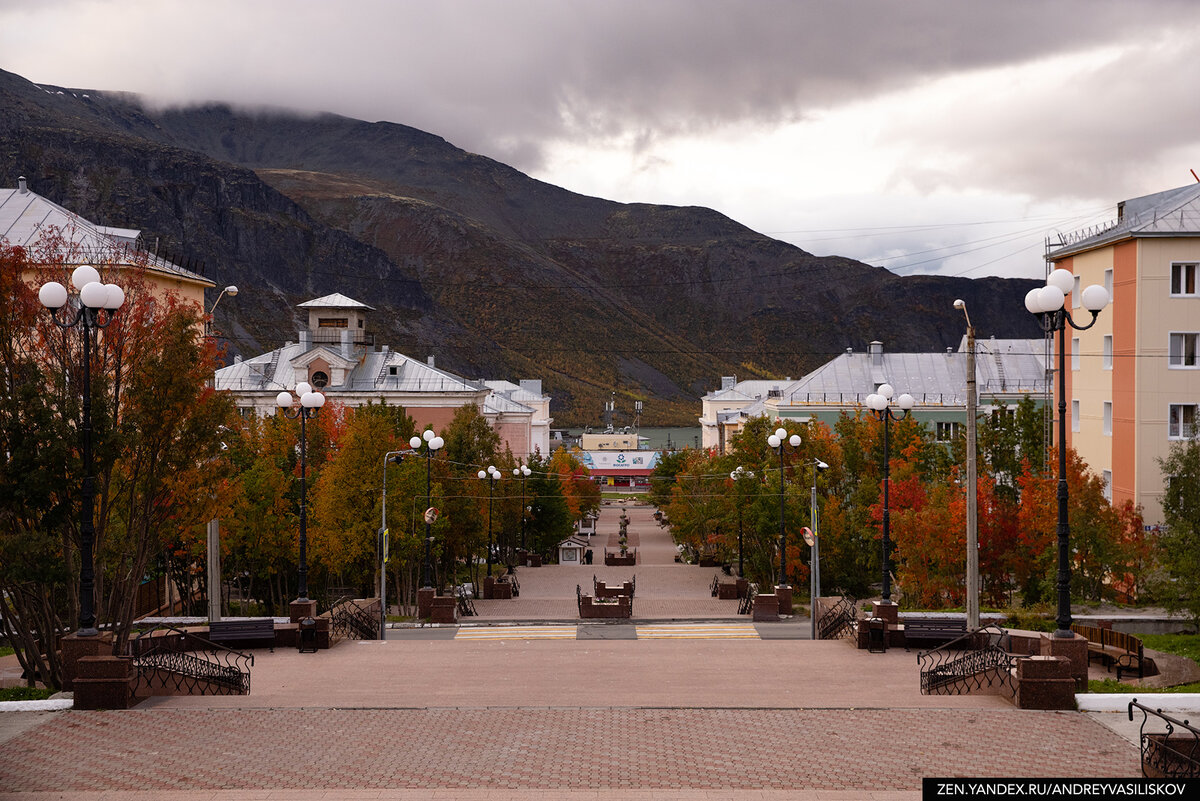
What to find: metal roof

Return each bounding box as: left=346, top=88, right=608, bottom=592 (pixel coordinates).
left=0, top=182, right=211, bottom=285
left=777, top=340, right=1046, bottom=407
left=296, top=293, right=376, bottom=310
left=1049, top=183, right=1200, bottom=258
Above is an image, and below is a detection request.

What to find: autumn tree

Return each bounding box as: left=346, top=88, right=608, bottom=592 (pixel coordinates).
left=1151, top=438, right=1200, bottom=627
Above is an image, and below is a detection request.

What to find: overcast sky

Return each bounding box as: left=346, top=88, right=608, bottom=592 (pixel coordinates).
left=3, top=0, right=1199, bottom=280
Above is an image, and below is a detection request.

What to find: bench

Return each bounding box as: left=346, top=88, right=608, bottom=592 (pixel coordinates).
left=903, top=618, right=967, bottom=649
left=1072, top=623, right=1144, bottom=680
left=208, top=618, right=275, bottom=650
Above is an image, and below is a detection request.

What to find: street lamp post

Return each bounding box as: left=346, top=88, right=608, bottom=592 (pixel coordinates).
left=514, top=463, right=532, bottom=553
left=379, top=449, right=408, bottom=639
left=767, top=427, right=802, bottom=588
left=478, top=465, right=500, bottom=578
left=40, top=266, right=125, bottom=636
left=866, top=385, right=914, bottom=606
left=205, top=285, right=237, bottom=337
left=729, top=467, right=754, bottom=577
left=1025, top=268, right=1109, bottom=638
left=408, top=430, right=444, bottom=590
left=276, top=382, right=326, bottom=602
left=954, top=299, right=980, bottom=631
left=809, top=459, right=828, bottom=639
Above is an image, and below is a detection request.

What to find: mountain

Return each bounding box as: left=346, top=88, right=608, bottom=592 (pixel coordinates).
left=0, top=68, right=1042, bottom=426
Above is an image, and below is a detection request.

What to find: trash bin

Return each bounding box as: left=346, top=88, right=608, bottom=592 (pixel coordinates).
left=867, top=617, right=887, bottom=653
left=585, top=549, right=593, bottom=565
left=298, top=616, right=318, bottom=653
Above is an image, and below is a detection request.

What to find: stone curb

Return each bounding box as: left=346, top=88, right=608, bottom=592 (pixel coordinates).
left=1076, top=693, right=1200, bottom=713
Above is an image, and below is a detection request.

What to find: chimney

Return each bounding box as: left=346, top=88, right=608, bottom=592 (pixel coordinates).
left=519, top=379, right=542, bottom=396
left=869, top=341, right=884, bottom=369
left=340, top=329, right=352, bottom=360
left=17, top=176, right=28, bottom=194
left=299, top=330, right=311, bottom=350
left=427, top=355, right=436, bottom=368
left=721, top=376, right=736, bottom=391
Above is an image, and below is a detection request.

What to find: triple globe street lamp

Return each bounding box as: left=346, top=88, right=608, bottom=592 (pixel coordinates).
left=1025, top=268, right=1109, bottom=638
left=514, top=463, right=532, bottom=554
left=478, top=465, right=501, bottom=576
left=767, top=427, right=802, bottom=589
left=39, top=265, right=126, bottom=636
left=865, top=384, right=914, bottom=606
left=409, top=430, right=444, bottom=590
left=729, top=466, right=755, bottom=577
left=276, top=381, right=326, bottom=603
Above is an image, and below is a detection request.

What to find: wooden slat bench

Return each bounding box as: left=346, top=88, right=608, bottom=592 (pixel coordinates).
left=903, top=618, right=967, bottom=649
left=1072, top=623, right=1144, bottom=680
left=208, top=618, right=275, bottom=650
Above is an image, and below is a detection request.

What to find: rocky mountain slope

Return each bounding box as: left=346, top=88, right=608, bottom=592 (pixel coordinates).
left=0, top=68, right=1041, bottom=425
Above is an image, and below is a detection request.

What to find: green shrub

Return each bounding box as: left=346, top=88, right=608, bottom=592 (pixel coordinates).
left=1004, top=605, right=1055, bottom=632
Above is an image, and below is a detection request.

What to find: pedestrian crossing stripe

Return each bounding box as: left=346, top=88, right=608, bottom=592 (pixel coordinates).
left=455, top=626, right=577, bottom=640
left=635, top=623, right=760, bottom=639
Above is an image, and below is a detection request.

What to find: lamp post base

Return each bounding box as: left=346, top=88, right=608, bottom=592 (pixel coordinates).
left=774, top=584, right=793, bottom=615
left=417, top=587, right=435, bottom=619
left=289, top=598, right=317, bottom=624
left=871, top=600, right=899, bottom=625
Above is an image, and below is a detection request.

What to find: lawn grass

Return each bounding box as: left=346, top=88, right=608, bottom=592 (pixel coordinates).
left=1086, top=633, right=1200, bottom=694
left=0, top=645, right=14, bottom=658
left=0, top=686, right=54, bottom=702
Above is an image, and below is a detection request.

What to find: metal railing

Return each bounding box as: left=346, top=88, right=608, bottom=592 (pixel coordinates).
left=127, top=625, right=253, bottom=696
left=457, top=586, right=477, bottom=617
left=817, top=596, right=858, bottom=640
left=329, top=599, right=381, bottom=641
left=917, top=624, right=1017, bottom=697
left=1129, top=699, right=1200, bottom=778
left=737, top=583, right=758, bottom=615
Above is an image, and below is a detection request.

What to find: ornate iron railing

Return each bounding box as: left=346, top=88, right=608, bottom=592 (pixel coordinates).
left=457, top=586, right=477, bottom=617
left=330, top=599, right=381, bottom=640
left=127, top=625, right=253, bottom=696
left=710, top=574, right=720, bottom=597
left=1130, top=700, right=1200, bottom=778
left=737, top=583, right=758, bottom=615
left=817, top=596, right=858, bottom=640
left=917, top=624, right=1017, bottom=696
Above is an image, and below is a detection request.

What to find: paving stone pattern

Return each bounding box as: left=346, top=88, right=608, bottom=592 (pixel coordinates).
left=0, top=707, right=1137, bottom=793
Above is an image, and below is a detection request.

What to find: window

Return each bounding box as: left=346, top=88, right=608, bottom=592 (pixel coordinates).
left=1072, top=275, right=1081, bottom=309
left=318, top=317, right=348, bottom=328
left=1102, top=470, right=1112, bottom=502
left=1072, top=337, right=1080, bottom=371
left=1169, top=333, right=1199, bottom=368
left=935, top=421, right=961, bottom=442
left=1103, top=401, right=1112, bottom=436
left=388, top=366, right=398, bottom=376
left=1105, top=269, right=1113, bottom=299
left=1169, top=404, right=1198, bottom=440
left=310, top=371, right=329, bottom=388
left=1172, top=263, right=1198, bottom=296
left=1103, top=336, right=1113, bottom=370
left=1071, top=400, right=1080, bottom=432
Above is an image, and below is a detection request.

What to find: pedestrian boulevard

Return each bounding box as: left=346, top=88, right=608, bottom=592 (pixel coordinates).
left=451, top=622, right=762, bottom=640
left=0, top=500, right=1146, bottom=799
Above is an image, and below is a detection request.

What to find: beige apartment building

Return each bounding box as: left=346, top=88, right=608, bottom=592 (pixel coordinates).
left=1046, top=183, right=1200, bottom=525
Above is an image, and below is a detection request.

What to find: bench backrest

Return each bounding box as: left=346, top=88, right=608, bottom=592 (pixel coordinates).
left=1070, top=623, right=1142, bottom=655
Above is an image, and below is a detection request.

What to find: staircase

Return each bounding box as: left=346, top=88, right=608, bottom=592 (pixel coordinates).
left=916, top=624, right=1017, bottom=699
left=126, top=625, right=254, bottom=697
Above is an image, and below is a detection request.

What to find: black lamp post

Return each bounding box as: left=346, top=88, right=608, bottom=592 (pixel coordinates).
left=409, top=430, right=444, bottom=590
left=276, top=382, right=326, bottom=601
left=866, top=385, right=914, bottom=604
left=729, top=466, right=754, bottom=577
left=1025, top=268, right=1109, bottom=638
left=478, top=465, right=500, bottom=576
left=39, top=266, right=125, bottom=636
left=767, top=427, right=801, bottom=587
left=514, top=463, right=531, bottom=553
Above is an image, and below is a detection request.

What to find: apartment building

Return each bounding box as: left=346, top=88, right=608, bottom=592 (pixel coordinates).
left=1046, top=183, right=1200, bottom=524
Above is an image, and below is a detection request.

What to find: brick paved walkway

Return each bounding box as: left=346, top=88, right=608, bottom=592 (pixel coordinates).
left=0, top=707, right=1136, bottom=796
left=0, top=501, right=1146, bottom=799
